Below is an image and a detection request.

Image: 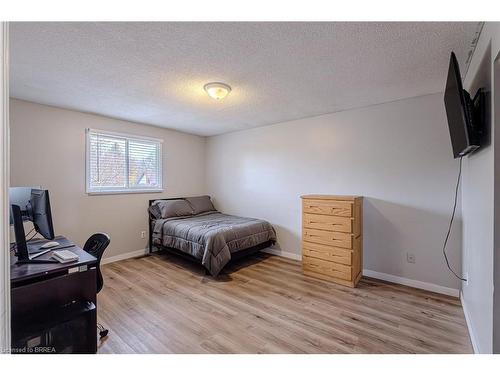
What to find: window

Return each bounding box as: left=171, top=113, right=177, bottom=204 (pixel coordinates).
left=86, top=129, right=163, bottom=194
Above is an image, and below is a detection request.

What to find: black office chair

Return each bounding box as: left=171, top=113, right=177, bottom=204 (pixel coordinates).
left=83, top=232, right=111, bottom=339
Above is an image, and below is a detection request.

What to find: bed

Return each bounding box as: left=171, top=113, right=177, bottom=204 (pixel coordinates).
left=148, top=196, right=276, bottom=276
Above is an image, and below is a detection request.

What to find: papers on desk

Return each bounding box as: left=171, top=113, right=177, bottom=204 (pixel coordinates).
left=51, top=250, right=79, bottom=263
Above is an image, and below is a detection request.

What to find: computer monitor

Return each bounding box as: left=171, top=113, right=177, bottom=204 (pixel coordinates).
left=11, top=203, right=57, bottom=264
left=29, top=189, right=55, bottom=240
left=8, top=186, right=40, bottom=224
left=10, top=188, right=58, bottom=264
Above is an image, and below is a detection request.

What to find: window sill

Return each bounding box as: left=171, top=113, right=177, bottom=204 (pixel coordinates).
left=86, top=189, right=164, bottom=196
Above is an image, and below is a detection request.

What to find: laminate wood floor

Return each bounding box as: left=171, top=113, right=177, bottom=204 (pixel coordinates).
left=97, top=252, right=472, bottom=354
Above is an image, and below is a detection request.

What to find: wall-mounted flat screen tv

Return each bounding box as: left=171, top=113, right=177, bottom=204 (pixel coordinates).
left=444, top=52, right=481, bottom=158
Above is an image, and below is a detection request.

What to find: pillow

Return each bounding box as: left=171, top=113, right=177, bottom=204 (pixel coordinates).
left=149, top=199, right=194, bottom=219
left=185, top=195, right=216, bottom=215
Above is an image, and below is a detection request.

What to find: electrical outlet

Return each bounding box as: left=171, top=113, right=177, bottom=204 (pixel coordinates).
left=465, top=272, right=469, bottom=286
left=406, top=252, right=416, bottom=264
left=141, top=230, right=146, bottom=239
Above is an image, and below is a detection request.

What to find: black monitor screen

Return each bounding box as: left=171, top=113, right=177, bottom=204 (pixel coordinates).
left=444, top=52, right=471, bottom=158
left=8, top=186, right=40, bottom=224
left=30, top=189, right=55, bottom=240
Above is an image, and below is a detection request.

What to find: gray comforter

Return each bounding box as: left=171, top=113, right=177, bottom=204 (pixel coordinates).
left=152, top=211, right=276, bottom=276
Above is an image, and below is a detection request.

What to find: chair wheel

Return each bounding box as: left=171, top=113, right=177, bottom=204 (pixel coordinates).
left=99, top=329, right=109, bottom=338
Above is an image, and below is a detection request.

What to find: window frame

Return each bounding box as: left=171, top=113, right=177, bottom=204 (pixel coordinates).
left=85, top=128, right=163, bottom=195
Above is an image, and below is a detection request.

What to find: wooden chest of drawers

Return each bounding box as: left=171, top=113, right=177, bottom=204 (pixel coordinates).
left=301, top=195, right=363, bottom=287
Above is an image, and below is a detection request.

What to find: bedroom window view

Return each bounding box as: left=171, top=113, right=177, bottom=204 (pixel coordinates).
left=86, top=130, right=162, bottom=193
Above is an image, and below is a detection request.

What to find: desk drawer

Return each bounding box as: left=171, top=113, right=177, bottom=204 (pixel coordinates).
left=303, top=228, right=352, bottom=249
left=303, top=256, right=352, bottom=281
left=302, top=242, right=352, bottom=265
left=303, top=213, right=352, bottom=233
left=11, top=269, right=96, bottom=318
left=302, top=199, right=352, bottom=217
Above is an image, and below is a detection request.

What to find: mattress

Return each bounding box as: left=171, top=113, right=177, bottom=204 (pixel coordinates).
left=152, top=211, right=276, bottom=276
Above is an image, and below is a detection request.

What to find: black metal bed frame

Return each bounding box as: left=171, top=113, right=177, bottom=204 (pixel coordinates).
left=148, top=197, right=274, bottom=270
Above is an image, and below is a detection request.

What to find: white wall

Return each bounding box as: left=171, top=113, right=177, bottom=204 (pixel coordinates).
left=9, top=99, right=206, bottom=260
left=460, top=22, right=500, bottom=354
left=206, top=93, right=462, bottom=291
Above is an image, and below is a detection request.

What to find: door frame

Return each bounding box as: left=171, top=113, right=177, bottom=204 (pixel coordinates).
left=1, top=21, right=10, bottom=352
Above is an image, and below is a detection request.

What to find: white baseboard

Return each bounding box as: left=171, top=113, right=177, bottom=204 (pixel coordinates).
left=262, top=247, right=302, bottom=261
left=460, top=291, right=479, bottom=354
left=363, top=269, right=460, bottom=297
left=101, top=248, right=148, bottom=265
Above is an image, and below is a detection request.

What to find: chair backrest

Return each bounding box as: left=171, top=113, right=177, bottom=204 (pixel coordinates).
left=83, top=233, right=110, bottom=294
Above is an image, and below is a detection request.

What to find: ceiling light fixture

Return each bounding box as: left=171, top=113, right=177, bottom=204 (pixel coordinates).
left=204, top=82, right=232, bottom=100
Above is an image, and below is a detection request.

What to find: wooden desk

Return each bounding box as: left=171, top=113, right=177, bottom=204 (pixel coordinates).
left=11, top=236, right=97, bottom=285
left=10, top=236, right=98, bottom=354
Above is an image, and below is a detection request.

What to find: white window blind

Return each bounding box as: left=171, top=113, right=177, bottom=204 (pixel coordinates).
left=86, top=129, right=163, bottom=194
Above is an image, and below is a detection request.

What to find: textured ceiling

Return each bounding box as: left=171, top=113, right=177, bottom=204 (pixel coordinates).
left=10, top=22, right=480, bottom=136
